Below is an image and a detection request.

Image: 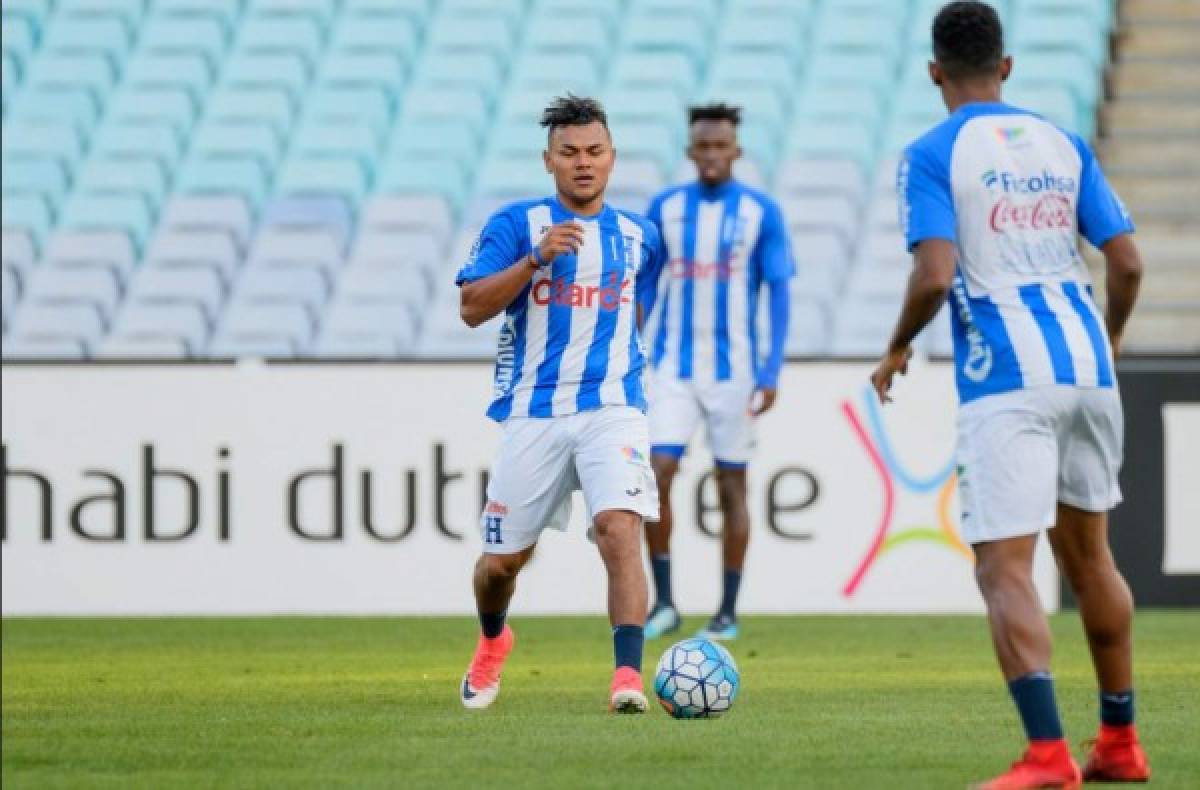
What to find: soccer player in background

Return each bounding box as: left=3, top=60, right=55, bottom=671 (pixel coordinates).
left=455, top=96, right=666, bottom=714
left=870, top=3, right=1148, bottom=787
left=642, top=104, right=794, bottom=641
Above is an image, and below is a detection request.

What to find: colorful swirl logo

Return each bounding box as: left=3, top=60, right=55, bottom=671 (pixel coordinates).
left=840, top=386, right=973, bottom=597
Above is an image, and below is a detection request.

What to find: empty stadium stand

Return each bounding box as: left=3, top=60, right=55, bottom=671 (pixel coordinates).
left=4, top=0, right=1180, bottom=361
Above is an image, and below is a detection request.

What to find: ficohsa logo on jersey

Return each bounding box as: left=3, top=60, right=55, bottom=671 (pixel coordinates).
left=980, top=169, right=1076, bottom=195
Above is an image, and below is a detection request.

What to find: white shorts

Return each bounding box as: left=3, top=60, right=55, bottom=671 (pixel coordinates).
left=479, top=405, right=659, bottom=554
left=956, top=386, right=1124, bottom=545
left=647, top=374, right=757, bottom=466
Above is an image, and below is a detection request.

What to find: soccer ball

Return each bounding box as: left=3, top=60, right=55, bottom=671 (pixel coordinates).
left=653, top=637, right=740, bottom=719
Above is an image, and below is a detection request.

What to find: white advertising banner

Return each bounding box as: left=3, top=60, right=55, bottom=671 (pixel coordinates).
left=1, top=361, right=1059, bottom=615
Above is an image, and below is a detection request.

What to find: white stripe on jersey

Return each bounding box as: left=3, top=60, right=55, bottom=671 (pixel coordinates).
left=690, top=200, right=724, bottom=383
left=728, top=195, right=764, bottom=381
left=550, top=218, right=603, bottom=414
left=509, top=204, right=553, bottom=417
left=1045, top=284, right=1099, bottom=387
left=997, top=297, right=1055, bottom=385
left=657, top=191, right=687, bottom=377
left=598, top=214, right=644, bottom=405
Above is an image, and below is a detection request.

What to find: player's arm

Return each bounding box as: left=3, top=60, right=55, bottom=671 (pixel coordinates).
left=1099, top=233, right=1143, bottom=357
left=1072, top=133, right=1141, bottom=358
left=870, top=239, right=957, bottom=401
left=871, top=145, right=956, bottom=403
left=459, top=221, right=585, bottom=327
left=752, top=200, right=795, bottom=415
left=635, top=217, right=668, bottom=329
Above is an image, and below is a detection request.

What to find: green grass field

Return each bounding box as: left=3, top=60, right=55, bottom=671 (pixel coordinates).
left=3, top=613, right=1198, bottom=789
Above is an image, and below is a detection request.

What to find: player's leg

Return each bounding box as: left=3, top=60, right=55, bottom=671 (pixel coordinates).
left=645, top=375, right=701, bottom=638
left=960, top=393, right=1081, bottom=789
left=575, top=406, right=659, bottom=712
left=698, top=380, right=755, bottom=640
left=462, top=416, right=572, bottom=709
left=645, top=451, right=682, bottom=637
left=1051, top=389, right=1148, bottom=782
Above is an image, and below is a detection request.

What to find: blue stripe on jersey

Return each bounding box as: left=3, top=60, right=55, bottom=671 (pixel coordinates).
left=950, top=274, right=1025, bottom=402
left=713, top=191, right=740, bottom=381
left=487, top=298, right=530, bottom=422
left=678, top=190, right=700, bottom=379
left=1063, top=281, right=1114, bottom=387
left=528, top=205, right=576, bottom=417
left=1018, top=283, right=1076, bottom=385
left=652, top=285, right=670, bottom=367
left=577, top=225, right=625, bottom=411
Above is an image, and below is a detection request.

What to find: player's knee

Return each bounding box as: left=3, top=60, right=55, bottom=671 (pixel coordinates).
left=478, top=552, right=524, bottom=583
left=973, top=553, right=1027, bottom=597
left=593, top=510, right=641, bottom=542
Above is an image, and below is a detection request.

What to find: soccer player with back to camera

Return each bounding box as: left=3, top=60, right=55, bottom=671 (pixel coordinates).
left=641, top=104, right=794, bottom=642
left=455, top=96, right=667, bottom=714
left=870, top=3, right=1148, bottom=788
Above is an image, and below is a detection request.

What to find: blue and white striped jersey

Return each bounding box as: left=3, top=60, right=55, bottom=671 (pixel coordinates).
left=456, top=197, right=667, bottom=422
left=645, top=180, right=795, bottom=385
left=900, top=101, right=1134, bottom=404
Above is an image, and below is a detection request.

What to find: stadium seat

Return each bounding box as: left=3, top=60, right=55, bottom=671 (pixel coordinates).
left=377, top=158, right=470, bottom=210
left=155, top=0, right=242, bottom=32
left=41, top=16, right=132, bottom=63
left=798, top=85, right=890, bottom=127
left=204, top=88, right=297, bottom=137
left=389, top=119, right=479, bottom=170
left=140, top=17, right=229, bottom=68
left=24, top=266, right=122, bottom=323
left=91, top=122, right=186, bottom=170
left=158, top=197, right=253, bottom=248
left=144, top=229, right=242, bottom=286
left=127, top=266, right=226, bottom=324
left=707, top=53, right=798, bottom=102
left=214, top=301, right=315, bottom=352
left=93, top=335, right=191, bottom=359
left=1, top=229, right=38, bottom=275
left=349, top=229, right=442, bottom=274
left=233, top=266, right=329, bottom=312
left=1, top=336, right=89, bottom=359
left=2, top=121, right=85, bottom=168
left=608, top=53, right=697, bottom=99
left=360, top=196, right=454, bottom=242
left=397, top=87, right=489, bottom=135
left=622, top=15, right=709, bottom=68
left=59, top=194, right=155, bottom=249
left=784, top=298, right=833, bottom=355
left=510, top=53, right=601, bottom=94
left=306, top=85, right=395, bottom=136
left=176, top=157, right=271, bottom=209
left=425, top=18, right=515, bottom=64
left=337, top=264, right=429, bottom=314
left=1, top=195, right=53, bottom=246
left=112, top=302, right=211, bottom=354
left=276, top=158, right=370, bottom=203
left=321, top=299, right=418, bottom=349
left=75, top=160, right=169, bottom=208
left=718, top=17, right=807, bottom=65
left=475, top=157, right=557, bottom=199
left=788, top=122, right=878, bottom=170
left=261, top=198, right=356, bottom=249
left=222, top=53, right=312, bottom=103
left=608, top=122, right=679, bottom=173
left=831, top=297, right=898, bottom=356
left=309, top=331, right=405, bottom=358
left=42, top=230, right=138, bottom=283
left=8, top=302, right=107, bottom=350
left=330, top=13, right=420, bottom=58
left=254, top=0, right=340, bottom=27
left=320, top=52, right=406, bottom=97
left=235, top=16, right=324, bottom=67
left=2, top=158, right=70, bottom=212
left=105, top=88, right=199, bottom=138
left=190, top=122, right=286, bottom=177
left=246, top=228, right=343, bottom=282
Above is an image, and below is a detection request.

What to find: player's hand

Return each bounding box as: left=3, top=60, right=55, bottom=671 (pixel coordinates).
left=870, top=347, right=913, bottom=404
left=750, top=387, right=777, bottom=416
left=535, top=221, right=585, bottom=266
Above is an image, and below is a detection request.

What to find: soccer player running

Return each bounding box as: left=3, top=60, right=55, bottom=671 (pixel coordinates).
left=642, top=104, right=794, bottom=641
left=871, top=3, right=1148, bottom=787
left=455, top=96, right=666, bottom=714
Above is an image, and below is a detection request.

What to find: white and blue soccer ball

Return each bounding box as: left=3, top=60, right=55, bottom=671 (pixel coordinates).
left=653, top=637, right=740, bottom=719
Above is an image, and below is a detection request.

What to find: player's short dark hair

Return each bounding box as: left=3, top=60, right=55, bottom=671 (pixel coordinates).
left=688, top=102, right=742, bottom=127
left=539, top=94, right=608, bottom=138
left=932, top=1, right=1005, bottom=79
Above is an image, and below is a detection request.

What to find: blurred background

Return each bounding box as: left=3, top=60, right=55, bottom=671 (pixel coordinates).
left=0, top=0, right=1196, bottom=361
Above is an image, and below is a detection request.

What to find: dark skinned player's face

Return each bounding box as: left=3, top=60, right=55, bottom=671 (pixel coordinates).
left=688, top=119, right=741, bottom=187
left=543, top=121, right=615, bottom=208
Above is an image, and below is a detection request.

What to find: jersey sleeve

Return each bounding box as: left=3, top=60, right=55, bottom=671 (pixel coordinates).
left=635, top=218, right=668, bottom=316
left=899, top=143, right=957, bottom=252
left=753, top=198, right=795, bottom=282
left=1071, top=133, right=1135, bottom=248
left=454, top=208, right=526, bottom=286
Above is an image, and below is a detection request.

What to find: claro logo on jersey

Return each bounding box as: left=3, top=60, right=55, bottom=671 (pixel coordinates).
left=532, top=271, right=631, bottom=310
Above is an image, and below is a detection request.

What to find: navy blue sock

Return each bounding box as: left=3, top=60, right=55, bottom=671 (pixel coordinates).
left=479, top=609, right=507, bottom=639
left=612, top=624, right=643, bottom=672
left=1100, top=689, right=1135, bottom=726
left=1008, top=671, right=1065, bottom=741
left=718, top=569, right=742, bottom=619
left=651, top=554, right=673, bottom=608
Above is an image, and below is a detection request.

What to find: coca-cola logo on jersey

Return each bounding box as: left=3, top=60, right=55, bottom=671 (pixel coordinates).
left=989, top=193, right=1073, bottom=232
